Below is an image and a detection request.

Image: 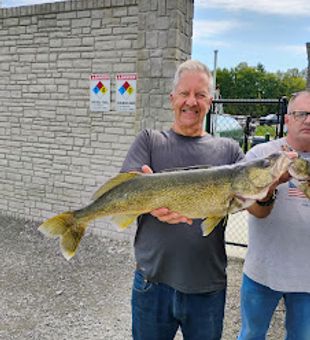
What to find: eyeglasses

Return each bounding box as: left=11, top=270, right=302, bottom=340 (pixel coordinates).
left=289, top=111, right=310, bottom=122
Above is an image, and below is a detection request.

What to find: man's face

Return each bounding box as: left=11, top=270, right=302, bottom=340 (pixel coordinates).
left=285, top=93, right=310, bottom=145
left=170, top=70, right=212, bottom=136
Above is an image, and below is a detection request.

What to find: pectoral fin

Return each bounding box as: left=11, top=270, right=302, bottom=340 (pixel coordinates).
left=111, top=214, right=139, bottom=229
left=201, top=217, right=223, bottom=236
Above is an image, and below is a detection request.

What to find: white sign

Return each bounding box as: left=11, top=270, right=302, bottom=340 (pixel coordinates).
left=90, top=74, right=110, bottom=112
left=115, top=73, right=137, bottom=112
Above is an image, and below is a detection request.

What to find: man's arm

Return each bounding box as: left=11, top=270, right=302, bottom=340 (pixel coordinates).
left=247, top=171, right=291, bottom=218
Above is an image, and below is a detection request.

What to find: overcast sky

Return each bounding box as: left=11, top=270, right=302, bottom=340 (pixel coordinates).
left=2, top=0, right=310, bottom=72
left=193, top=0, right=310, bottom=72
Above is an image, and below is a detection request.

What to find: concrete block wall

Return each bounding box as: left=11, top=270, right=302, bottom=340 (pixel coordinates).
left=0, top=0, right=193, bottom=240
left=136, top=0, right=193, bottom=131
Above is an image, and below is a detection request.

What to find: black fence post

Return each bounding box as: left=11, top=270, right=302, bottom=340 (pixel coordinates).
left=205, top=108, right=211, bottom=133
left=243, top=116, right=251, bottom=153
left=279, top=96, right=288, bottom=138
left=205, top=98, right=287, bottom=251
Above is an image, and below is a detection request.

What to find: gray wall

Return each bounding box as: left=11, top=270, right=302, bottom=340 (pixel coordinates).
left=0, top=0, right=193, bottom=239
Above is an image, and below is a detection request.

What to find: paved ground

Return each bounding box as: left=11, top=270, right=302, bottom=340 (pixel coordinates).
left=0, top=214, right=285, bottom=339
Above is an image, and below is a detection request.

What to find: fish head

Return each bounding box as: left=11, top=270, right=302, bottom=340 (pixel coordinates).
left=233, top=152, right=291, bottom=198
left=288, top=157, right=310, bottom=181
left=246, top=152, right=291, bottom=188
left=289, top=157, right=310, bottom=199
left=298, top=182, right=310, bottom=199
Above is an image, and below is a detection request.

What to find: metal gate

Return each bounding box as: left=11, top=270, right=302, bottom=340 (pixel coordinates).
left=205, top=97, right=288, bottom=254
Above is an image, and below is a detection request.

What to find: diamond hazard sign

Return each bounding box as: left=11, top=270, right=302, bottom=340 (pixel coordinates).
left=116, top=73, right=137, bottom=112
left=90, top=74, right=110, bottom=112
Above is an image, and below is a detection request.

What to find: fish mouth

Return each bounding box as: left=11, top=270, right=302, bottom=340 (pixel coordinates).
left=288, top=159, right=310, bottom=180
left=290, top=173, right=310, bottom=181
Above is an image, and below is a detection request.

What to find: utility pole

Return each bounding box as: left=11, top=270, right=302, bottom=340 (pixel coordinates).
left=213, top=49, right=218, bottom=95
left=307, top=42, right=310, bottom=90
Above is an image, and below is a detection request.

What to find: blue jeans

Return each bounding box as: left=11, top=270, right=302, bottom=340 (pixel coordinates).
left=238, top=274, right=310, bottom=340
left=131, top=270, right=226, bottom=340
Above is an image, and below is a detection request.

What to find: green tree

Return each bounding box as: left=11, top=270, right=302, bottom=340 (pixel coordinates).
left=215, top=63, right=306, bottom=117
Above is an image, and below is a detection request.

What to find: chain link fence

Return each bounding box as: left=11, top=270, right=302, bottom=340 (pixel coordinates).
left=206, top=97, right=287, bottom=257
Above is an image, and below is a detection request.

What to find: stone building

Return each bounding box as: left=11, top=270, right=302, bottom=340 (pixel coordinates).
left=0, top=0, right=194, bottom=239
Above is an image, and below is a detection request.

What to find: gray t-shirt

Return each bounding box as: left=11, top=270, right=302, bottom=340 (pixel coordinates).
left=121, top=129, right=244, bottom=293
left=244, top=138, right=310, bottom=292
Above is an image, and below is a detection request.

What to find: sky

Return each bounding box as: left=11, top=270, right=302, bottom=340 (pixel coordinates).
left=193, top=0, right=310, bottom=72
left=2, top=0, right=310, bottom=73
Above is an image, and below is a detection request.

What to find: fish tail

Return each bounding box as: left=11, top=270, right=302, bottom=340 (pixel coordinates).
left=38, top=212, right=87, bottom=261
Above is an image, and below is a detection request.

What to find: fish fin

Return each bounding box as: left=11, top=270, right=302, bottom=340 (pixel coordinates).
left=111, top=214, right=139, bottom=229
left=228, top=196, right=254, bottom=213
left=60, top=224, right=87, bottom=261
left=201, top=217, right=223, bottom=236
left=91, top=173, right=141, bottom=200
left=160, top=164, right=211, bottom=172
left=38, top=212, right=87, bottom=260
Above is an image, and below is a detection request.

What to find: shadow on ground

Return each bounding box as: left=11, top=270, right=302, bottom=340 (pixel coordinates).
left=0, top=214, right=284, bottom=339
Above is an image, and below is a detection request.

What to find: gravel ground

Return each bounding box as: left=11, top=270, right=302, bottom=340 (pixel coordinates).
left=0, top=214, right=285, bottom=340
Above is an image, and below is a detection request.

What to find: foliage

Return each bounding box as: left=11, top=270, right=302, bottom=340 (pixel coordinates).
left=216, top=63, right=307, bottom=117
left=255, top=125, right=276, bottom=137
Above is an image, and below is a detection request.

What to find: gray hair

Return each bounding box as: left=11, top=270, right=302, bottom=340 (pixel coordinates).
left=172, top=60, right=214, bottom=94
left=287, top=90, right=310, bottom=113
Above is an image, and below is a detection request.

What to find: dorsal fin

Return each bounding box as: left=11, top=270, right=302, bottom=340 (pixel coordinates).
left=91, top=172, right=141, bottom=200
left=160, top=164, right=211, bottom=172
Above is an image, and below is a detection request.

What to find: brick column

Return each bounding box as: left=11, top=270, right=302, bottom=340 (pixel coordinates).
left=136, top=0, right=194, bottom=131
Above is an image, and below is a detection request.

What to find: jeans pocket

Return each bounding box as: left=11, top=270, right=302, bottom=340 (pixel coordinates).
left=133, top=270, right=153, bottom=293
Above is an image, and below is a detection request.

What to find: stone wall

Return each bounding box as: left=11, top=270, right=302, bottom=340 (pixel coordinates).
left=0, top=0, right=193, bottom=239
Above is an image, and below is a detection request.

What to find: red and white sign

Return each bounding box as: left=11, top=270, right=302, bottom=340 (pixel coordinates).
left=90, top=74, right=110, bottom=112
left=115, top=73, right=137, bottom=112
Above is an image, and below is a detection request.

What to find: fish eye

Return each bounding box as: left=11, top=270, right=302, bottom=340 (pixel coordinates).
left=261, top=159, right=271, bottom=168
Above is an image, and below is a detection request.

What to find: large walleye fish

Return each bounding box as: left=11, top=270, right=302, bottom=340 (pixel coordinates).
left=39, top=152, right=310, bottom=260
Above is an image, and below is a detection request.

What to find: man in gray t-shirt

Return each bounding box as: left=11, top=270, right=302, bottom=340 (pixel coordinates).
left=122, top=60, right=244, bottom=340
left=238, top=91, right=310, bottom=340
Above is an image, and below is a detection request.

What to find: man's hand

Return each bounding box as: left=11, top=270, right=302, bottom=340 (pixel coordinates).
left=141, top=165, right=193, bottom=225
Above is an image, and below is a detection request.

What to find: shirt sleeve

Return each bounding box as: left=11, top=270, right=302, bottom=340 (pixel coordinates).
left=230, top=139, right=245, bottom=163
left=234, top=145, right=245, bottom=163
left=244, top=148, right=259, bottom=162
left=120, top=129, right=152, bottom=172
left=244, top=143, right=274, bottom=162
